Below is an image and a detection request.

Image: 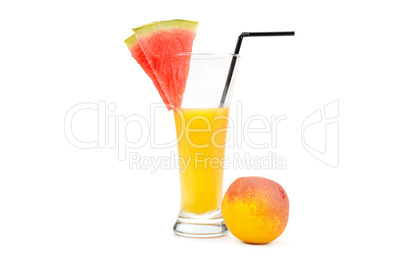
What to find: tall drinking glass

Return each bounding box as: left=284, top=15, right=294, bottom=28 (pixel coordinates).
left=173, top=53, right=240, bottom=237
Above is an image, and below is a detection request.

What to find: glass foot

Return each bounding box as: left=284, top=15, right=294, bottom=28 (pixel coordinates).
left=173, top=209, right=228, bottom=238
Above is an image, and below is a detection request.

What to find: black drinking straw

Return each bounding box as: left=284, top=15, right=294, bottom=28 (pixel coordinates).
left=219, top=31, right=295, bottom=107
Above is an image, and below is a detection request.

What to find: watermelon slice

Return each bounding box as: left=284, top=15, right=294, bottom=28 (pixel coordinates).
left=124, top=20, right=198, bottom=110
left=124, top=33, right=169, bottom=107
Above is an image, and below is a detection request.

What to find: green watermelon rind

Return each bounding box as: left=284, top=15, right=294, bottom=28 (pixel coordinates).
left=124, top=33, right=137, bottom=47
left=132, top=19, right=198, bottom=37
left=124, top=19, right=197, bottom=52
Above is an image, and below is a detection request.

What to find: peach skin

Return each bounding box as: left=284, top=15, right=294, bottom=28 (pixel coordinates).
left=221, top=176, right=289, bottom=244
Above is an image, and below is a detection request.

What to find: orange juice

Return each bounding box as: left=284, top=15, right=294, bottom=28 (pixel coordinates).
left=174, top=108, right=230, bottom=214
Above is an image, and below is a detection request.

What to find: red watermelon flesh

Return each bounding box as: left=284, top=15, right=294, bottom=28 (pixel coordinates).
left=125, top=20, right=198, bottom=110
left=124, top=34, right=170, bottom=107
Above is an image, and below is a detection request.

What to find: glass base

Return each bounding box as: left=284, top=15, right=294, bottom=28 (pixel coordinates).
left=173, top=209, right=228, bottom=238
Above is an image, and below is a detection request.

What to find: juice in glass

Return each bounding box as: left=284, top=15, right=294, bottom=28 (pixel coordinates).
left=174, top=108, right=230, bottom=214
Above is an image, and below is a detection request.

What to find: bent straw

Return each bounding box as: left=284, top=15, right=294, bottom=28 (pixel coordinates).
left=219, top=31, right=295, bottom=107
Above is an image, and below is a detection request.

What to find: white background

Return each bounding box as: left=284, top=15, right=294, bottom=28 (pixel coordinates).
left=1, top=0, right=401, bottom=267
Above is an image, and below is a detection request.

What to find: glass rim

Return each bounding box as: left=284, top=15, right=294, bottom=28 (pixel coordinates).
left=176, top=52, right=240, bottom=58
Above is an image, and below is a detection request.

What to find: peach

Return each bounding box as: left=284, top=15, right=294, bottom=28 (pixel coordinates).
left=221, top=176, right=289, bottom=244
